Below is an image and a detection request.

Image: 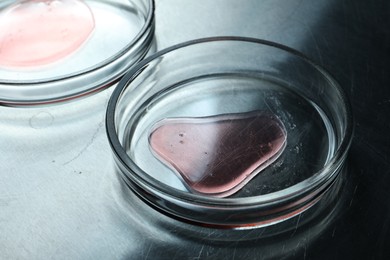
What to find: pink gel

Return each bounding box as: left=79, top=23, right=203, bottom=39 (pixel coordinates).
left=149, top=111, right=287, bottom=197
left=0, top=0, right=95, bottom=68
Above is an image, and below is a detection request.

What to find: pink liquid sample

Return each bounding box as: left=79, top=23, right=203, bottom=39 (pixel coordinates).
left=0, top=0, right=95, bottom=67
left=149, top=111, right=287, bottom=197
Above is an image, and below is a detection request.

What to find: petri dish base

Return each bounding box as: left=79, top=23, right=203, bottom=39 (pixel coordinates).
left=106, top=37, right=353, bottom=228
left=0, top=0, right=155, bottom=106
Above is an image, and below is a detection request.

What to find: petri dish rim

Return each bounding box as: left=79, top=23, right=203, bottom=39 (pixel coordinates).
left=106, top=36, right=353, bottom=209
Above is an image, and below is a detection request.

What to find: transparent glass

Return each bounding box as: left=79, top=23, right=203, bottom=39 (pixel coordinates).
left=0, top=0, right=155, bottom=106
left=106, top=37, right=353, bottom=228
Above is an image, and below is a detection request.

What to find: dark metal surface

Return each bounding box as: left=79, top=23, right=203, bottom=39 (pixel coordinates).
left=1, top=0, right=389, bottom=259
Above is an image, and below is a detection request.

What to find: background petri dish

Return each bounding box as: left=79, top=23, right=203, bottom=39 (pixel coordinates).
left=106, top=37, right=353, bottom=228
left=0, top=0, right=155, bottom=106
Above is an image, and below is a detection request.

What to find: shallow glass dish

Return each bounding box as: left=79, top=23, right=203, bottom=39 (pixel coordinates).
left=106, top=37, right=353, bottom=228
left=0, top=0, right=154, bottom=106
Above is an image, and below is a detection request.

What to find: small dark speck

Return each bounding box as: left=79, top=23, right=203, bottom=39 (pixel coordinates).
left=52, top=160, right=55, bottom=163
left=79, top=171, right=82, bottom=174
left=204, top=152, right=208, bottom=154
left=179, top=133, right=184, bottom=137
left=179, top=140, right=184, bottom=144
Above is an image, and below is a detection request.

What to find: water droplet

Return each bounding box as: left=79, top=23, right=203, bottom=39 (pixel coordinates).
left=29, top=111, right=54, bottom=129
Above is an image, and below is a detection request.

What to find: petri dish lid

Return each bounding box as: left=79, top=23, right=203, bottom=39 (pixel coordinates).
left=0, top=0, right=155, bottom=106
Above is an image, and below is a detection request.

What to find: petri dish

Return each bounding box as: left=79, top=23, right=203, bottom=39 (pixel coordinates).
left=0, top=0, right=155, bottom=106
left=106, top=37, right=353, bottom=228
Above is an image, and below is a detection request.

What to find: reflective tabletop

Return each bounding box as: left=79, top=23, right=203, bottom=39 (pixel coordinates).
left=1, top=0, right=389, bottom=259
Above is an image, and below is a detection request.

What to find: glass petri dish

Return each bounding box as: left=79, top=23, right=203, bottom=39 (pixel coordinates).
left=0, top=0, right=155, bottom=106
left=106, top=37, right=353, bottom=228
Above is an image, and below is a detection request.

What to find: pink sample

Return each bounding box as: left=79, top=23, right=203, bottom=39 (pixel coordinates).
left=0, top=0, right=95, bottom=68
left=149, top=111, right=287, bottom=197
